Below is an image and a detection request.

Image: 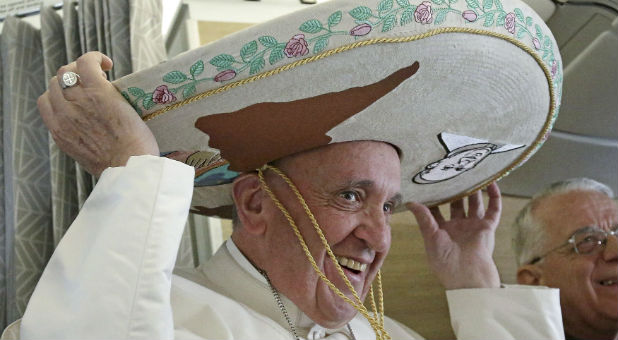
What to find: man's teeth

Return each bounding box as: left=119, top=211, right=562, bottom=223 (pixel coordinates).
left=336, top=256, right=367, bottom=272
left=600, top=280, right=616, bottom=286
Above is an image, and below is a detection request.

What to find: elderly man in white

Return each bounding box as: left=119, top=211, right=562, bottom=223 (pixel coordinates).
left=7, top=51, right=561, bottom=340
left=7, top=0, right=567, bottom=338
left=513, top=178, right=618, bottom=340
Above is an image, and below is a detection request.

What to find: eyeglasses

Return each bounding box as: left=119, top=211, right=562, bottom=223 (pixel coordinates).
left=528, top=224, right=618, bottom=265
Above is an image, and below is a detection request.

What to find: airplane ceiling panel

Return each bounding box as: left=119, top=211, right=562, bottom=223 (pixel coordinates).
left=499, top=1, right=618, bottom=197
left=557, top=29, right=618, bottom=139
left=498, top=131, right=618, bottom=196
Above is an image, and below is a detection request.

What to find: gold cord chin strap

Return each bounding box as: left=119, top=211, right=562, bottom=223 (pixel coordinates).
left=257, top=165, right=391, bottom=340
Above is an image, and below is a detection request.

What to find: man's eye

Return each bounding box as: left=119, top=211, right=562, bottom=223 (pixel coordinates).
left=383, top=202, right=394, bottom=214
left=339, top=191, right=360, bottom=202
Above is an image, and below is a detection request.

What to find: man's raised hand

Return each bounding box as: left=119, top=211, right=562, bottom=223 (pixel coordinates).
left=406, top=183, right=502, bottom=289
left=38, top=52, right=159, bottom=177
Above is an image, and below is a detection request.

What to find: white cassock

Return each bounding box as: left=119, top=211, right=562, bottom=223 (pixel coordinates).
left=2, top=156, right=565, bottom=340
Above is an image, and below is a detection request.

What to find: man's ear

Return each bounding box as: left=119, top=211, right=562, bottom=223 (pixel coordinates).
left=516, top=264, right=544, bottom=286
left=232, top=173, right=267, bottom=235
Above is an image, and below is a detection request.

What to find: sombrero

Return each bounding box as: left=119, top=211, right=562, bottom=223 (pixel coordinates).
left=112, top=0, right=563, bottom=218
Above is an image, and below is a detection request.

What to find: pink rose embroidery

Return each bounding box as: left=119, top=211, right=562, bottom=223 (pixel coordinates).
left=350, top=23, right=372, bottom=37
left=414, top=1, right=433, bottom=24
left=284, top=34, right=309, bottom=58
left=214, top=69, right=236, bottom=82
left=462, top=10, right=477, bottom=22
left=504, top=12, right=516, bottom=34
left=533, top=37, right=541, bottom=50
left=551, top=60, right=557, bottom=78
left=152, top=85, right=176, bottom=104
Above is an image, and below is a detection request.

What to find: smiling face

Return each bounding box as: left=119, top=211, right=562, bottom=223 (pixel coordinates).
left=254, top=141, right=401, bottom=328
left=533, top=190, right=618, bottom=339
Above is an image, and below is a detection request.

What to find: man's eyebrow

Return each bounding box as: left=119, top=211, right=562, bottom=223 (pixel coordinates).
left=571, top=225, right=600, bottom=236
left=390, top=193, right=403, bottom=207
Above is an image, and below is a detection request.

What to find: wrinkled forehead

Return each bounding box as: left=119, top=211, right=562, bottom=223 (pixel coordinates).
left=537, top=190, right=618, bottom=237
left=275, top=140, right=401, bottom=168
left=273, top=141, right=402, bottom=193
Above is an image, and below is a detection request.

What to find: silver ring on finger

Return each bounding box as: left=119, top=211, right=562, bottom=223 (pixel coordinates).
left=60, top=71, right=80, bottom=89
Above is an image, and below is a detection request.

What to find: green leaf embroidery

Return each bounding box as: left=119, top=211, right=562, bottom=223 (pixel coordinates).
left=269, top=48, right=285, bottom=65
left=378, top=0, right=394, bottom=13
left=314, top=36, right=329, bottom=54
left=190, top=60, right=204, bottom=77
left=434, top=9, right=448, bottom=25
left=163, top=71, right=188, bottom=84
left=149, top=0, right=559, bottom=99
left=183, top=84, right=196, bottom=98
left=483, top=12, right=495, bottom=26
left=496, top=12, right=506, bottom=25
left=128, top=87, right=145, bottom=97
left=299, top=19, right=323, bottom=33
left=396, top=0, right=410, bottom=6
left=258, top=36, right=278, bottom=47
left=143, top=96, right=155, bottom=110
left=400, top=7, right=416, bottom=25
left=249, top=58, right=265, bottom=75
left=535, top=24, right=543, bottom=40
left=210, top=54, right=236, bottom=68
left=240, top=40, right=258, bottom=61
left=543, top=36, right=551, bottom=47
left=514, top=8, right=524, bottom=22
left=349, top=6, right=373, bottom=20
left=382, top=14, right=396, bottom=32
left=466, top=0, right=480, bottom=9
left=121, top=91, right=130, bottom=101
left=328, top=11, right=342, bottom=28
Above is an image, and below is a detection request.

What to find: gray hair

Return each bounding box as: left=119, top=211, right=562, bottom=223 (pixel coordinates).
left=231, top=204, right=241, bottom=231
left=511, top=178, right=614, bottom=266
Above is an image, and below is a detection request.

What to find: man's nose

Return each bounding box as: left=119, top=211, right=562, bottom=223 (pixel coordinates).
left=602, top=231, right=618, bottom=262
left=354, top=209, right=391, bottom=253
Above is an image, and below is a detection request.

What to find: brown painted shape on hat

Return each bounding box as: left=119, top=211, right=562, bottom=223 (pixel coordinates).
left=195, top=61, right=420, bottom=172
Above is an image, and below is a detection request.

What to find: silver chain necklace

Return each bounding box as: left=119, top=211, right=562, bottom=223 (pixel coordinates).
left=259, top=269, right=356, bottom=340
left=260, top=269, right=300, bottom=340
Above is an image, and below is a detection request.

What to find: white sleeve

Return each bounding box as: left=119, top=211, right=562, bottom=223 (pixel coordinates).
left=446, top=285, right=564, bottom=340
left=20, top=155, right=195, bottom=340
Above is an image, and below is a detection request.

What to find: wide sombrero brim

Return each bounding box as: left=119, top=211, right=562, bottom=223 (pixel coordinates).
left=112, top=0, right=562, bottom=218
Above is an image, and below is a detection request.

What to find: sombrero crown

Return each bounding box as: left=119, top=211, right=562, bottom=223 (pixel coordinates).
left=113, top=0, right=562, bottom=217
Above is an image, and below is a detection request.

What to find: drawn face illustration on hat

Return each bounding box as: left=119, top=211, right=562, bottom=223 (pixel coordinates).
left=413, top=132, right=525, bottom=184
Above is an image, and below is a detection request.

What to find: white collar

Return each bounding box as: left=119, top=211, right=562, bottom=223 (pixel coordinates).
left=216, top=239, right=368, bottom=339
left=225, top=238, right=268, bottom=285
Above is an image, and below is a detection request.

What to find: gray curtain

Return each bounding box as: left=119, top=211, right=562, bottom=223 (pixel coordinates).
left=1, top=16, right=52, bottom=328
left=0, top=0, right=182, bottom=330
left=0, top=17, right=6, bottom=331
